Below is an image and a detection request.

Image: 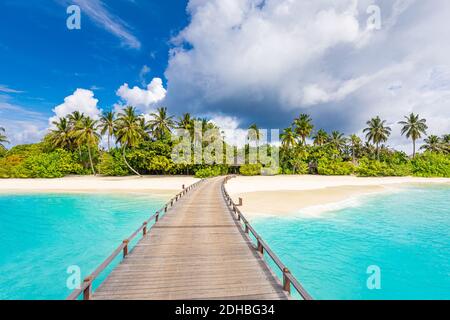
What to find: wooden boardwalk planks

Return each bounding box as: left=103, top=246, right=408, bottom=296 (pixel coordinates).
left=93, top=177, right=289, bottom=300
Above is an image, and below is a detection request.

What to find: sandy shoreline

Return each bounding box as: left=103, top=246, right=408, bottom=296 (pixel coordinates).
left=0, top=176, right=200, bottom=198
left=226, top=175, right=450, bottom=218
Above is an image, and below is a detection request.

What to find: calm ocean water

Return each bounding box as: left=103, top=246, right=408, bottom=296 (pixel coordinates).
left=1, top=185, right=448, bottom=300
left=0, top=192, right=167, bottom=300
left=252, top=185, right=450, bottom=300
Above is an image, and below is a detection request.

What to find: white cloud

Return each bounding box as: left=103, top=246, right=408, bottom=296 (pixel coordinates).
left=139, top=65, right=151, bottom=85
left=116, top=78, right=167, bottom=112
left=164, top=0, right=450, bottom=151
left=0, top=85, right=24, bottom=94
left=0, top=99, right=47, bottom=146
left=49, top=88, right=101, bottom=126
left=209, top=115, right=249, bottom=147
left=61, top=0, right=141, bottom=49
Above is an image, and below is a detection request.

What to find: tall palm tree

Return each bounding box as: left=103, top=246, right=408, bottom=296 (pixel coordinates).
left=115, top=106, right=145, bottom=176
left=313, top=129, right=328, bottom=146
left=177, top=113, right=194, bottom=134
left=442, top=134, right=450, bottom=154
left=100, top=111, right=115, bottom=150
left=49, top=118, right=73, bottom=150
left=280, top=127, right=297, bottom=149
left=421, top=135, right=442, bottom=153
left=67, top=111, right=85, bottom=155
left=293, top=114, right=314, bottom=145
left=398, top=113, right=428, bottom=158
left=329, top=131, right=347, bottom=153
left=73, top=117, right=101, bottom=175
left=148, top=107, right=174, bottom=140
left=363, top=116, right=392, bottom=160
left=248, top=123, right=261, bottom=148
left=0, top=127, right=9, bottom=150
left=67, top=111, right=85, bottom=128
left=349, top=134, right=362, bottom=162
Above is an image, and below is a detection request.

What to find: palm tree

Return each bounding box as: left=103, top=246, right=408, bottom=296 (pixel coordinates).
left=49, top=118, right=73, bottom=150
left=313, top=129, right=328, bottom=146
left=293, top=114, right=314, bottom=146
left=177, top=113, right=194, bottom=133
left=363, top=116, right=392, bottom=160
left=148, top=107, right=174, bottom=140
left=248, top=123, right=261, bottom=147
left=67, top=111, right=85, bottom=128
left=329, top=131, right=347, bottom=153
left=115, top=106, right=145, bottom=176
left=73, top=117, right=101, bottom=175
left=67, top=111, right=85, bottom=156
left=280, top=127, right=297, bottom=149
left=0, top=127, right=9, bottom=150
left=442, top=134, right=450, bottom=154
left=421, top=135, right=442, bottom=153
left=398, top=113, right=428, bottom=158
left=349, top=134, right=362, bottom=162
left=100, top=111, right=115, bottom=150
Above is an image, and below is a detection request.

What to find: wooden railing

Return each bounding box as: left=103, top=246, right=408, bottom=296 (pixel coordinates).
left=66, top=179, right=205, bottom=300
left=222, top=175, right=313, bottom=300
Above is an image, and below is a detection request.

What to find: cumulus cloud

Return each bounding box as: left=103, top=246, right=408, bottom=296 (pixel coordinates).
left=0, top=99, right=47, bottom=146
left=164, top=0, right=450, bottom=150
left=49, top=88, right=101, bottom=126
left=116, top=78, right=167, bottom=113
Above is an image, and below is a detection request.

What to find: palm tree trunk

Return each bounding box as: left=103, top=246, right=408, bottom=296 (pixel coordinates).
left=87, top=145, right=96, bottom=175
left=122, top=146, right=141, bottom=176
left=376, top=142, right=380, bottom=161
left=413, top=139, right=416, bottom=158
left=107, top=135, right=111, bottom=151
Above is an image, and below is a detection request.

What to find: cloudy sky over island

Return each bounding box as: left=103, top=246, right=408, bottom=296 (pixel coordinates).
left=0, top=0, right=449, bottom=152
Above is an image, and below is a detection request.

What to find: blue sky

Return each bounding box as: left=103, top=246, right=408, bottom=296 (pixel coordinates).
left=0, top=0, right=449, bottom=152
left=0, top=0, right=187, bottom=117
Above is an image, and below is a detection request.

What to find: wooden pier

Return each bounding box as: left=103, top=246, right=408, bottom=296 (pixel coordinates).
left=68, top=176, right=312, bottom=300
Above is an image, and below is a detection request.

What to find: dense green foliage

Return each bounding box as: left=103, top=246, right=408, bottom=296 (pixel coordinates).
left=194, top=166, right=228, bottom=178
left=1, top=110, right=449, bottom=179
left=239, top=164, right=262, bottom=176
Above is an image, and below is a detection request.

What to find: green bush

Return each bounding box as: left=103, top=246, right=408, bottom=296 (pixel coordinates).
left=411, top=152, right=450, bottom=177
left=97, top=152, right=129, bottom=176
left=194, top=166, right=227, bottom=178
left=239, top=163, right=262, bottom=176
left=317, top=158, right=355, bottom=175
left=355, top=157, right=411, bottom=177
left=15, top=149, right=83, bottom=178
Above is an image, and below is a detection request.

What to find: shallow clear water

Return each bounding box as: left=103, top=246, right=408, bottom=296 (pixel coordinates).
left=0, top=192, right=168, bottom=300
left=252, top=185, right=450, bottom=300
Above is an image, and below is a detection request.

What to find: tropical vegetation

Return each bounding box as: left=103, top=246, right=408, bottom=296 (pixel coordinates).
left=0, top=109, right=449, bottom=178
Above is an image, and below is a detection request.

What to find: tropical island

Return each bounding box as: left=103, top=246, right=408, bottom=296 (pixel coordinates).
left=0, top=108, right=449, bottom=179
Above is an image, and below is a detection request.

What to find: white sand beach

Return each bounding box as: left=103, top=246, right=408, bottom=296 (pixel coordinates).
left=225, top=175, right=450, bottom=218
left=0, top=176, right=199, bottom=198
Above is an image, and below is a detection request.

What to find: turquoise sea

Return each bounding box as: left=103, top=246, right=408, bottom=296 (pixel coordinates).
left=0, top=185, right=449, bottom=300
left=0, top=192, right=168, bottom=300
left=252, top=185, right=450, bottom=300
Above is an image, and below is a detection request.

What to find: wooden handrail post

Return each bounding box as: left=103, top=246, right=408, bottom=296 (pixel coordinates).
left=143, top=222, right=147, bottom=236
left=283, top=268, right=291, bottom=294
left=155, top=213, right=160, bottom=222
left=238, top=197, right=243, bottom=206
left=164, top=206, right=168, bottom=213
left=123, top=240, right=129, bottom=258
left=83, top=276, right=93, bottom=300
left=257, top=239, right=264, bottom=254
left=182, top=184, right=185, bottom=190
left=245, top=224, right=249, bottom=234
